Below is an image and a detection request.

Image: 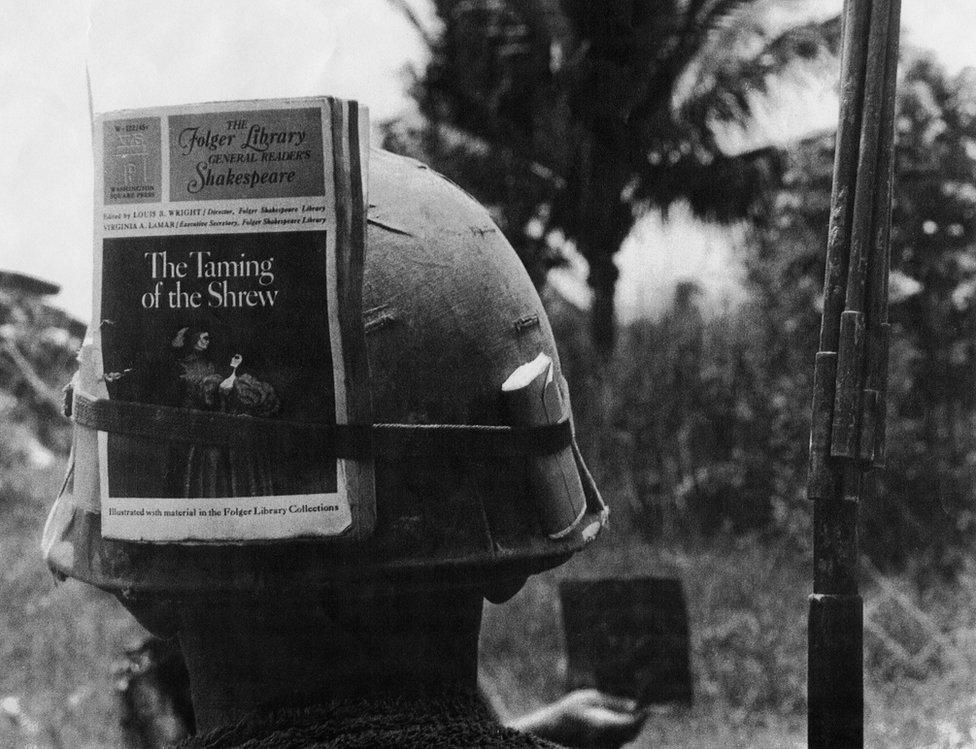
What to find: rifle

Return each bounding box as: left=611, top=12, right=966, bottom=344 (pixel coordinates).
left=807, top=0, right=901, bottom=746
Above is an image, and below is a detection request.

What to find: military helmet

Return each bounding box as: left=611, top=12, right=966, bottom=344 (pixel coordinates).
left=43, top=149, right=607, bottom=596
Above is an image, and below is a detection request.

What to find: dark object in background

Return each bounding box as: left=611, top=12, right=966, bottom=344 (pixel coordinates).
left=559, top=577, right=692, bottom=706
left=115, top=637, right=193, bottom=748
left=0, top=270, right=60, bottom=297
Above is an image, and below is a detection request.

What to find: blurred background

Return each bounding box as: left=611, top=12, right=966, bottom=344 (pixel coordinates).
left=5, top=0, right=976, bottom=746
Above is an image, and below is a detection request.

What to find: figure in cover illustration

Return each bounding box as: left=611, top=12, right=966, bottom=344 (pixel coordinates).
left=100, top=231, right=338, bottom=499
left=170, top=326, right=279, bottom=417
left=159, top=325, right=284, bottom=498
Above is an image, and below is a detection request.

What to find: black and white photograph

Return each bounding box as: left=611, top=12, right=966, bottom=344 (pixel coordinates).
left=3, top=0, right=976, bottom=746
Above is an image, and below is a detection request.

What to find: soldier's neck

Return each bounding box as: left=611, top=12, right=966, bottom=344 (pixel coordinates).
left=175, top=590, right=483, bottom=733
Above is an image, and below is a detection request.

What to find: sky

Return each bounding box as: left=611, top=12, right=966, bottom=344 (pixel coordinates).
left=1, top=0, right=975, bottom=321
left=0, top=0, right=433, bottom=319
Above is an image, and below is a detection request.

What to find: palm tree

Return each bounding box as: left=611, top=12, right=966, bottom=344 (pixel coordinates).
left=384, top=0, right=840, bottom=349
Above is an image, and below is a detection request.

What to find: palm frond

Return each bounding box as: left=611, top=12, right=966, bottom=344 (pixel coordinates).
left=677, top=15, right=842, bottom=132
left=694, top=0, right=759, bottom=31
left=634, top=137, right=784, bottom=222
left=629, top=0, right=763, bottom=126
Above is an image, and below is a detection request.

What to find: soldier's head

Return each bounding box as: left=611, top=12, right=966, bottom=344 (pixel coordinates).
left=43, top=149, right=606, bottom=646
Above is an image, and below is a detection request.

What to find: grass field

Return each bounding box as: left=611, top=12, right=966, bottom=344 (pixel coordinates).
left=1, top=462, right=146, bottom=748
left=480, top=525, right=809, bottom=748
left=6, top=460, right=812, bottom=748
left=479, top=524, right=976, bottom=748
left=6, top=443, right=976, bottom=747
left=6, top=453, right=976, bottom=747
left=5, top=372, right=976, bottom=746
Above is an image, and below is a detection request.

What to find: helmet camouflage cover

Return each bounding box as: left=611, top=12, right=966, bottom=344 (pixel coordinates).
left=43, top=149, right=607, bottom=596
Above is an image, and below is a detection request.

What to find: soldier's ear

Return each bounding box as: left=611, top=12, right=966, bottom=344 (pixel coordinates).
left=482, top=575, right=528, bottom=604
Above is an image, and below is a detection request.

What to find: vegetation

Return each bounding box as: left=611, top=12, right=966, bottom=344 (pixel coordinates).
left=385, top=0, right=839, bottom=347
left=385, top=4, right=976, bottom=743
left=4, top=3, right=976, bottom=747
left=0, top=283, right=142, bottom=748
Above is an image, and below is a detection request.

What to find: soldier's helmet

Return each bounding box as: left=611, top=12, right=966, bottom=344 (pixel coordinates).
left=43, top=149, right=607, bottom=597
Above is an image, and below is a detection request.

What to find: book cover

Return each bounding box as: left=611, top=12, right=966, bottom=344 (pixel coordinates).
left=84, top=98, right=371, bottom=542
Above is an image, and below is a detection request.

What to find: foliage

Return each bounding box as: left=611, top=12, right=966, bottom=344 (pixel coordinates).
left=871, top=55, right=976, bottom=575
left=6, top=33, right=976, bottom=745
left=480, top=523, right=976, bottom=747
left=0, top=282, right=81, bottom=491
left=0, top=281, right=143, bottom=749
left=552, top=51, right=976, bottom=576
left=384, top=0, right=839, bottom=346
left=387, top=3, right=976, bottom=571
left=480, top=530, right=811, bottom=727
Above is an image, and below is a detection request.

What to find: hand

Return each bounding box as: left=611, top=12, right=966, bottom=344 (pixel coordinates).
left=171, top=327, right=188, bottom=348
left=507, top=689, right=647, bottom=748
left=220, top=358, right=241, bottom=393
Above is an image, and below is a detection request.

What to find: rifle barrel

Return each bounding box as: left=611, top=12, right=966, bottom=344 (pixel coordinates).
left=819, top=0, right=871, bottom=353
left=808, top=1, right=901, bottom=746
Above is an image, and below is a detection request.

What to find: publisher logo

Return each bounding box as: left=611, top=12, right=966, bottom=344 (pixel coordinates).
left=104, top=118, right=162, bottom=204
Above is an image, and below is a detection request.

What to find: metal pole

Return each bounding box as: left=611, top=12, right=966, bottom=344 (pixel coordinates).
left=807, top=0, right=900, bottom=745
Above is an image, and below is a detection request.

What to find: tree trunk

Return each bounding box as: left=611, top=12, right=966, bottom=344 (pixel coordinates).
left=573, top=131, right=629, bottom=352
left=589, top=257, right=618, bottom=351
